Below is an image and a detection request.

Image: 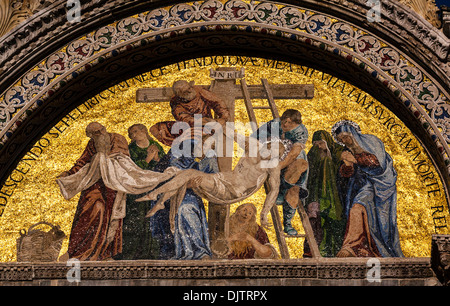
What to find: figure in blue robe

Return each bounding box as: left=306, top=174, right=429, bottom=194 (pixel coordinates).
left=332, top=120, right=403, bottom=257
left=151, top=139, right=213, bottom=260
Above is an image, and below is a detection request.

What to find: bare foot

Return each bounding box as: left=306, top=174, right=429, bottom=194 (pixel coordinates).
left=145, top=201, right=165, bottom=218
left=136, top=192, right=157, bottom=202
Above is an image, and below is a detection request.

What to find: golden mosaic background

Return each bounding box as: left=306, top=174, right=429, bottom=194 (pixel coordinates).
left=0, top=57, right=448, bottom=261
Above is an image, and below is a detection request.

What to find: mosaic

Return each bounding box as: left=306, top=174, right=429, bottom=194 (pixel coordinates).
left=0, top=57, right=448, bottom=262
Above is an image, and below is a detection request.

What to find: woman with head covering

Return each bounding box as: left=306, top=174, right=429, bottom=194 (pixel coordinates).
left=121, top=124, right=166, bottom=260
left=331, top=120, right=404, bottom=257
left=304, top=130, right=346, bottom=257
left=227, top=203, right=279, bottom=259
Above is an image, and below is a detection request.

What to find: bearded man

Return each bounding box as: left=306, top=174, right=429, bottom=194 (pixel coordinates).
left=150, top=80, right=230, bottom=147
left=58, top=122, right=130, bottom=261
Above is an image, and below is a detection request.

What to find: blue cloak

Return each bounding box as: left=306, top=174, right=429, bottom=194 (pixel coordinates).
left=336, top=123, right=403, bottom=257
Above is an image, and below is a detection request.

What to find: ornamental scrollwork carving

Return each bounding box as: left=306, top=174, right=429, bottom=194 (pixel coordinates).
left=397, top=0, right=441, bottom=28
left=0, top=0, right=57, bottom=38
left=0, top=1, right=447, bottom=143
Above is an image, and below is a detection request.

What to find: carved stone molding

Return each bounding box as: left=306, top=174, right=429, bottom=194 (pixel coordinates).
left=431, top=234, right=450, bottom=286
left=0, top=258, right=438, bottom=285
left=443, top=6, right=450, bottom=38
left=398, top=0, right=441, bottom=28
left=0, top=0, right=449, bottom=210
left=0, top=0, right=448, bottom=82
left=0, top=0, right=59, bottom=38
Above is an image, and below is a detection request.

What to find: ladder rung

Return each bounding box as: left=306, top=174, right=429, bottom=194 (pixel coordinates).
left=253, top=106, right=271, bottom=109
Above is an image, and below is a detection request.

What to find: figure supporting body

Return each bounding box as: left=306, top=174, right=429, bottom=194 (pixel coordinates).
left=137, top=136, right=289, bottom=230
left=57, top=122, right=130, bottom=261
left=122, top=124, right=166, bottom=260
left=251, top=109, right=309, bottom=235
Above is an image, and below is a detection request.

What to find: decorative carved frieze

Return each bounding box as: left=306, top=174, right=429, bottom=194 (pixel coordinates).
left=0, top=2, right=448, bottom=267
left=0, top=0, right=448, bottom=76
left=0, top=0, right=58, bottom=38
left=431, top=234, right=450, bottom=286
left=0, top=0, right=447, bottom=178
left=442, top=6, right=450, bottom=38
left=398, top=0, right=441, bottom=28
left=0, top=258, right=437, bottom=285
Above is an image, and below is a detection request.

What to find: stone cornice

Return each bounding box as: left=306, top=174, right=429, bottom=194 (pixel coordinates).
left=398, top=0, right=441, bottom=28
left=0, top=1, right=448, bottom=210
left=431, top=235, right=450, bottom=286
left=288, top=0, right=450, bottom=87
left=0, top=258, right=437, bottom=285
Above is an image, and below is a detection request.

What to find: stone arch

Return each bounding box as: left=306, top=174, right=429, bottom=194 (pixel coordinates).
left=0, top=0, right=449, bottom=202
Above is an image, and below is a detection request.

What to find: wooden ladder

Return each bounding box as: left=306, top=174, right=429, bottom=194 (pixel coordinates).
left=240, top=78, right=321, bottom=259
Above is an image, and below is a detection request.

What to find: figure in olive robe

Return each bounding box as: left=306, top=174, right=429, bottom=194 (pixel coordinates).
left=303, top=130, right=346, bottom=257
left=121, top=124, right=166, bottom=260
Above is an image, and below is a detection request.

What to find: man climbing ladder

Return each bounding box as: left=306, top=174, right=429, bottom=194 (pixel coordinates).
left=241, top=78, right=321, bottom=259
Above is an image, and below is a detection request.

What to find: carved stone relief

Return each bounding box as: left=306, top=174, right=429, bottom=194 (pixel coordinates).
left=0, top=0, right=57, bottom=37
left=398, top=0, right=441, bottom=28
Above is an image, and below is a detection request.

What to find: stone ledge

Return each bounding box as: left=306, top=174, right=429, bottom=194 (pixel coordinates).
left=0, top=257, right=438, bottom=286
left=431, top=234, right=450, bottom=286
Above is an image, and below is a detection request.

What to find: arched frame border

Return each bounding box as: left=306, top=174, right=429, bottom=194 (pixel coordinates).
left=0, top=0, right=449, bottom=203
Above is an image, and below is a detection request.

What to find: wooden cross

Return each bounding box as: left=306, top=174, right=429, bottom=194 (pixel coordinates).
left=136, top=67, right=314, bottom=258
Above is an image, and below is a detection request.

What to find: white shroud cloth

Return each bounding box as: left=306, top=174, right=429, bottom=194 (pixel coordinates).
left=56, top=152, right=180, bottom=221
left=166, top=171, right=268, bottom=233
left=192, top=172, right=268, bottom=204
left=57, top=152, right=270, bottom=234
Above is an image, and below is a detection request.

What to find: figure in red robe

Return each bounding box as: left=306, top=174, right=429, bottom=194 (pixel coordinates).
left=58, top=122, right=130, bottom=261
left=150, top=80, right=230, bottom=147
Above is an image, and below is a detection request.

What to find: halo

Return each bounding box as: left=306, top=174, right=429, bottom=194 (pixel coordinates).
left=262, top=137, right=293, bottom=161
left=331, top=120, right=361, bottom=146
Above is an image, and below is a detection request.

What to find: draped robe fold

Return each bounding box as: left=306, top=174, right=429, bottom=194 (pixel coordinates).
left=336, top=126, right=404, bottom=257
left=56, top=134, right=179, bottom=261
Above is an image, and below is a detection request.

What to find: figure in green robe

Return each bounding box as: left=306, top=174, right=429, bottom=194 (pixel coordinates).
left=304, top=130, right=346, bottom=257
left=121, top=124, right=166, bottom=260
